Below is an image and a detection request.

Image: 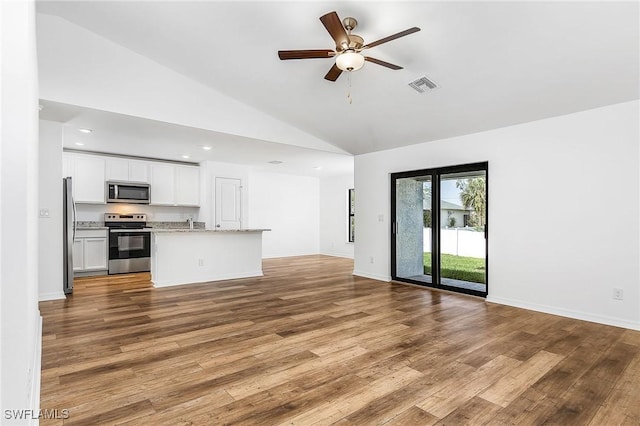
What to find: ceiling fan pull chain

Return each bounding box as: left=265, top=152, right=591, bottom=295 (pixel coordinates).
left=347, top=73, right=353, bottom=104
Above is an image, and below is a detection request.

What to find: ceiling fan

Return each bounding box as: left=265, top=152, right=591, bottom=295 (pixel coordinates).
left=278, top=11, right=420, bottom=81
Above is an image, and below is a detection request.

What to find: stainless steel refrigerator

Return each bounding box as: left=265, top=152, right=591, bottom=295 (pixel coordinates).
left=63, top=177, right=76, bottom=295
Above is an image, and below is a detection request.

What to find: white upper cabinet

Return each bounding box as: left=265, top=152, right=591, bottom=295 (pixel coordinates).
left=65, top=153, right=106, bottom=204
left=64, top=152, right=198, bottom=206
left=150, top=163, right=199, bottom=206
left=106, top=158, right=129, bottom=181
left=63, top=154, right=73, bottom=179
left=106, top=158, right=149, bottom=183
left=175, top=166, right=200, bottom=206
left=128, top=160, right=149, bottom=183
left=149, top=163, right=176, bottom=206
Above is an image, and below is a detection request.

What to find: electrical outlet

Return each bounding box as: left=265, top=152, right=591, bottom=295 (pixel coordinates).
left=369, top=256, right=374, bottom=264
left=198, top=259, right=204, bottom=267
left=613, top=288, right=624, bottom=300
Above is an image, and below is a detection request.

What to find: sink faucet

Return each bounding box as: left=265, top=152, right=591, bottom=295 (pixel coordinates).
left=187, top=217, right=194, bottom=230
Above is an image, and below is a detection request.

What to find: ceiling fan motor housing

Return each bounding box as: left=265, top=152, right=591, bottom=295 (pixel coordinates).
left=343, top=17, right=358, bottom=31
left=277, top=11, right=420, bottom=81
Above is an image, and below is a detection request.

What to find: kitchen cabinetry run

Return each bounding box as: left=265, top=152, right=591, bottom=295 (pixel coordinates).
left=63, top=152, right=200, bottom=206
left=64, top=153, right=106, bottom=204
left=150, top=164, right=200, bottom=206
left=106, top=158, right=149, bottom=183
left=73, top=229, right=108, bottom=276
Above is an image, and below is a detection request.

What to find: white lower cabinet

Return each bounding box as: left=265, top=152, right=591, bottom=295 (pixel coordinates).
left=72, top=239, right=84, bottom=271
left=74, top=229, right=108, bottom=275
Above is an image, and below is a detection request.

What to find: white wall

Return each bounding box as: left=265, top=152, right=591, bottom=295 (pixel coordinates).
left=200, top=162, right=322, bottom=258
left=39, top=120, right=64, bottom=301
left=1, top=0, right=42, bottom=419
left=200, top=161, right=250, bottom=230
left=248, top=170, right=320, bottom=258
left=36, top=13, right=344, bottom=154
left=319, top=174, right=354, bottom=259
left=355, top=100, right=640, bottom=330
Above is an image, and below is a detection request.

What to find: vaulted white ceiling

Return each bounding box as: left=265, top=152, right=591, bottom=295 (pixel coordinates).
left=37, top=1, right=639, bottom=159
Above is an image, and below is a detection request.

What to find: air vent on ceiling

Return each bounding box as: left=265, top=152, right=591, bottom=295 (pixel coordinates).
left=408, top=76, right=438, bottom=93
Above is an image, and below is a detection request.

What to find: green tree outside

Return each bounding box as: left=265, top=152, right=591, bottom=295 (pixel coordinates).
left=456, top=177, right=486, bottom=227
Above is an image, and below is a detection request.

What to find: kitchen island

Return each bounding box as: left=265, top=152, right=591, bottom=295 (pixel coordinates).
left=150, top=229, right=270, bottom=287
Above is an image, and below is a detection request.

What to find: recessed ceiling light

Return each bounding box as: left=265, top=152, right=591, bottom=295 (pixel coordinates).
left=78, top=128, right=92, bottom=134
left=182, top=154, right=190, bottom=159
left=75, top=142, right=85, bottom=146
left=268, top=160, right=283, bottom=165
left=202, top=146, right=212, bottom=151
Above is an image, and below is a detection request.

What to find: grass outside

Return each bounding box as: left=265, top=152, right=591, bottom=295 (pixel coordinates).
left=424, top=253, right=486, bottom=284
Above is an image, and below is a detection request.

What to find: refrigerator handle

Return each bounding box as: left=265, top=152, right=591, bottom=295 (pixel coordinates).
left=72, top=195, right=77, bottom=242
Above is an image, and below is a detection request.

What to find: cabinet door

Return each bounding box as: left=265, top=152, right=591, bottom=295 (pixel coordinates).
left=150, top=164, right=175, bottom=205
left=72, top=239, right=84, bottom=271
left=62, top=154, right=74, bottom=179
left=106, top=158, right=129, bottom=181
left=175, top=166, right=200, bottom=206
left=83, top=237, right=108, bottom=270
left=128, top=161, right=149, bottom=183
left=74, top=156, right=106, bottom=203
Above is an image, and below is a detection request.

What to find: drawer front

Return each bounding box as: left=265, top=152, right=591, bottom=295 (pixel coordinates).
left=76, top=229, right=107, bottom=239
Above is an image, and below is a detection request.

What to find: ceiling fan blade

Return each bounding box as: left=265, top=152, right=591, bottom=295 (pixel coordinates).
left=362, top=27, right=420, bottom=49
left=324, top=63, right=343, bottom=81
left=278, top=49, right=335, bottom=60
left=319, top=11, right=350, bottom=50
left=364, top=57, right=403, bottom=70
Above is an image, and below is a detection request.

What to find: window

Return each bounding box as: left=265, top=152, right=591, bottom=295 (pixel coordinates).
left=348, top=188, right=355, bottom=242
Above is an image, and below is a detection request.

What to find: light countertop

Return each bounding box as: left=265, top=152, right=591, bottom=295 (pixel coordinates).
left=151, top=228, right=270, bottom=233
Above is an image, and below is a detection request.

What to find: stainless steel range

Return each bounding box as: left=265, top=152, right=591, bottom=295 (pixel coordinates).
left=105, top=213, right=151, bottom=274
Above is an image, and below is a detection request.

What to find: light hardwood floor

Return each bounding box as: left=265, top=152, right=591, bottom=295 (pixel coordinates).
left=39, top=255, right=640, bottom=425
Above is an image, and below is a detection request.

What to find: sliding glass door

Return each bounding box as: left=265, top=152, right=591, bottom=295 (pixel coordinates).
left=391, top=163, right=488, bottom=297
left=394, top=175, right=433, bottom=284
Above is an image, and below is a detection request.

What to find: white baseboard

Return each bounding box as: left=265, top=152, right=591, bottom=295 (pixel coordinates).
left=262, top=251, right=320, bottom=259
left=352, top=270, right=391, bottom=282
left=29, top=315, right=43, bottom=426
left=486, top=296, right=640, bottom=331
left=38, top=292, right=65, bottom=301
left=152, top=271, right=264, bottom=288
left=319, top=251, right=354, bottom=259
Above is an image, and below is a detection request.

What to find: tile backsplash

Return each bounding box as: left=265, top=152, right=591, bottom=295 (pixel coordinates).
left=75, top=203, right=200, bottom=222
left=77, top=220, right=205, bottom=229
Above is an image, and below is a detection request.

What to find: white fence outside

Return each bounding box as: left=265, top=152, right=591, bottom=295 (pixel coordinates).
left=423, top=228, right=486, bottom=259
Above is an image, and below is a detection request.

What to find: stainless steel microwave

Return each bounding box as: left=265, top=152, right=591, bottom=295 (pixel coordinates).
left=107, top=181, right=150, bottom=204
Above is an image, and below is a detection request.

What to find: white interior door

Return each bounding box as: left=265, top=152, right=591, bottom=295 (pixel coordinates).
left=215, top=177, right=242, bottom=229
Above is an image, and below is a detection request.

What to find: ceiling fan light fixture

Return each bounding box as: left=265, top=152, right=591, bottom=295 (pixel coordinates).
left=336, top=50, right=365, bottom=72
